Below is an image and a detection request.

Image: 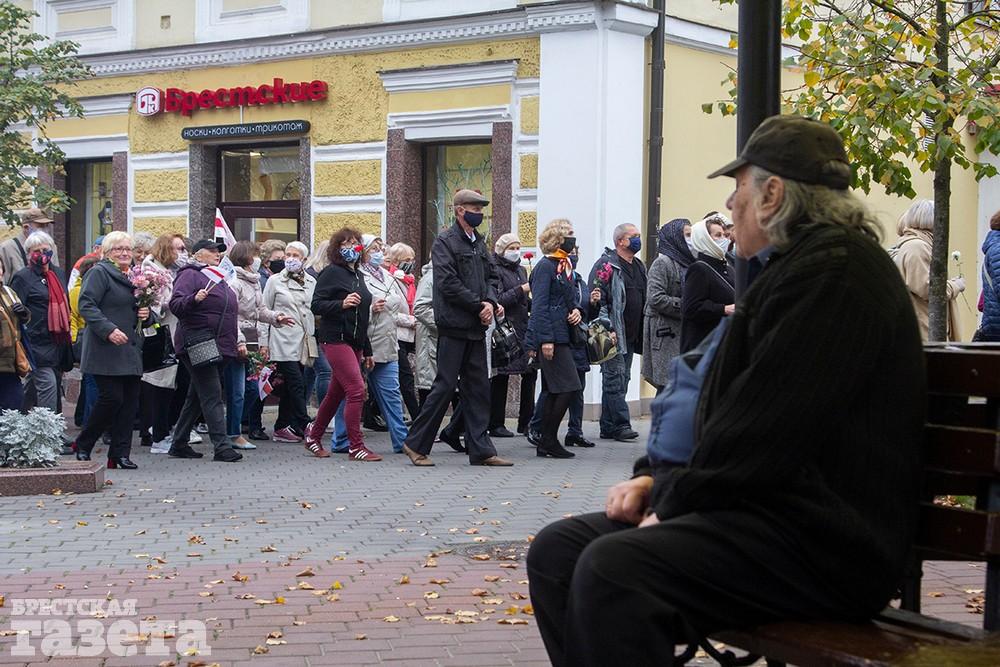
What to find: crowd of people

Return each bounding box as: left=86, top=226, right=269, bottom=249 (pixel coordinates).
left=1, top=156, right=998, bottom=471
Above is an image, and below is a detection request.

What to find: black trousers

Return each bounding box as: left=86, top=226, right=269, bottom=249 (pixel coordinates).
left=76, top=375, right=140, bottom=459
left=167, top=360, right=191, bottom=432
left=169, top=356, right=233, bottom=455
left=405, top=336, right=496, bottom=462
left=397, top=341, right=420, bottom=419
left=274, top=360, right=309, bottom=432
left=527, top=511, right=866, bottom=667
left=140, top=382, right=174, bottom=443
left=488, top=369, right=537, bottom=432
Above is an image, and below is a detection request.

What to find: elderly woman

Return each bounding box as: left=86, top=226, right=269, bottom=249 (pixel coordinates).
left=228, top=240, right=291, bottom=448
left=526, top=219, right=583, bottom=460
left=489, top=233, right=534, bottom=437
left=131, top=231, right=156, bottom=267
left=305, top=228, right=376, bottom=461
left=303, top=240, right=332, bottom=410
left=642, top=218, right=694, bottom=390
left=680, top=216, right=735, bottom=353
left=262, top=240, right=317, bottom=443
left=10, top=231, right=71, bottom=414
left=168, top=239, right=245, bottom=462
left=328, top=235, right=409, bottom=456
left=385, top=242, right=420, bottom=420
left=0, top=259, right=29, bottom=410
left=73, top=232, right=150, bottom=468
left=892, top=199, right=965, bottom=341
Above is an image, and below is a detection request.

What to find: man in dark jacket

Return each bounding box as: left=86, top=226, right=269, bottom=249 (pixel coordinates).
left=402, top=189, right=512, bottom=467
left=527, top=116, right=925, bottom=666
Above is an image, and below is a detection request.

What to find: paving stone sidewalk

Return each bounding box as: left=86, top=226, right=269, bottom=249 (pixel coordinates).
left=0, top=417, right=989, bottom=665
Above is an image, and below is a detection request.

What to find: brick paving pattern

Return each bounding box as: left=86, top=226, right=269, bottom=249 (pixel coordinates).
left=0, top=416, right=989, bottom=665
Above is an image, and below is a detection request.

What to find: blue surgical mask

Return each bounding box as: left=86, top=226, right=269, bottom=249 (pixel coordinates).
left=464, top=211, right=484, bottom=227
left=628, top=236, right=641, bottom=253
left=341, top=247, right=360, bottom=263
left=568, top=254, right=579, bottom=269
left=369, top=251, right=384, bottom=267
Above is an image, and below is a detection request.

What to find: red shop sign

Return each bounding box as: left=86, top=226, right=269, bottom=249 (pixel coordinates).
left=136, top=78, right=328, bottom=117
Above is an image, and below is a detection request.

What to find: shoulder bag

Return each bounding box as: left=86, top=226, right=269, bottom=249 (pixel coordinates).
left=185, top=284, right=228, bottom=368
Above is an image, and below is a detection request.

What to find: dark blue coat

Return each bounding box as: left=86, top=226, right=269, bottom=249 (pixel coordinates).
left=980, top=231, right=1000, bottom=339
left=527, top=256, right=579, bottom=347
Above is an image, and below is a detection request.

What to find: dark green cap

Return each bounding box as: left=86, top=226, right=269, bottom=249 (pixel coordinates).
left=708, top=114, right=851, bottom=190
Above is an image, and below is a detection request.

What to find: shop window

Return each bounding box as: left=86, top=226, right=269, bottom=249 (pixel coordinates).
left=422, top=143, right=492, bottom=260
left=219, top=144, right=301, bottom=243
left=66, top=160, right=114, bottom=264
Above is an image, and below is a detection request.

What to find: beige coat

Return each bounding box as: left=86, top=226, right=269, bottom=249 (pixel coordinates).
left=413, top=263, right=437, bottom=390
left=892, top=229, right=962, bottom=342
left=361, top=265, right=408, bottom=364
left=229, top=265, right=281, bottom=347
left=261, top=270, right=317, bottom=364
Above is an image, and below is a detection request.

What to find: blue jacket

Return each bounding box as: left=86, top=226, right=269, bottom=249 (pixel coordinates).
left=981, top=231, right=1000, bottom=338
left=527, top=256, right=580, bottom=347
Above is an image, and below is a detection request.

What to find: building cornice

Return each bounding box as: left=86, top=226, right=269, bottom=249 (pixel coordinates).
left=379, top=60, right=518, bottom=93
left=78, top=2, right=659, bottom=78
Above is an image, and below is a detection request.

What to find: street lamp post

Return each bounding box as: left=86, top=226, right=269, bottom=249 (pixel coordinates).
left=737, top=0, right=782, bottom=150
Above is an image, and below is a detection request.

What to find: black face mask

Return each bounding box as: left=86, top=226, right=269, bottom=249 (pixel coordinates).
left=399, top=261, right=414, bottom=274
left=560, top=236, right=577, bottom=253
left=269, top=259, right=285, bottom=274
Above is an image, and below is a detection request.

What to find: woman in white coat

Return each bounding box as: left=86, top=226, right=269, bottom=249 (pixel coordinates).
left=262, top=241, right=317, bottom=442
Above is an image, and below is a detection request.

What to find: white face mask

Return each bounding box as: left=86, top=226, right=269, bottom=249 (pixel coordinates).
left=252, top=257, right=262, bottom=272
left=685, top=238, right=695, bottom=252
left=715, top=238, right=730, bottom=252
left=503, top=250, right=521, bottom=263
left=285, top=258, right=304, bottom=273
left=175, top=251, right=189, bottom=267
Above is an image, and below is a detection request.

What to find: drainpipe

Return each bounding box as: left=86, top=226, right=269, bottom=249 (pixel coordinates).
left=736, top=0, right=781, bottom=150
left=644, top=0, right=665, bottom=265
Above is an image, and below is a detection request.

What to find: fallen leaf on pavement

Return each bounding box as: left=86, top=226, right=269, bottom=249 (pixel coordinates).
left=355, top=634, right=367, bottom=640
left=471, top=589, right=489, bottom=597
left=326, top=594, right=340, bottom=602
left=499, top=563, right=518, bottom=569
left=260, top=545, right=277, bottom=553
left=429, top=578, right=450, bottom=585
left=424, top=591, right=439, bottom=600
left=135, top=529, right=146, bottom=535
left=398, top=575, right=410, bottom=584
left=236, top=594, right=256, bottom=600
left=484, top=575, right=501, bottom=582
left=383, top=615, right=400, bottom=623
left=331, top=581, right=343, bottom=590
left=296, top=567, right=315, bottom=577
left=266, top=631, right=283, bottom=639
left=928, top=592, right=945, bottom=598
left=423, top=558, right=438, bottom=568
left=231, top=571, right=249, bottom=583
left=296, top=582, right=315, bottom=590
left=455, top=610, right=479, bottom=617
left=465, top=528, right=479, bottom=534
left=510, top=592, right=528, bottom=600
left=498, top=618, right=529, bottom=625
left=252, top=646, right=269, bottom=655
left=471, top=554, right=490, bottom=561
left=483, top=598, right=504, bottom=605
left=521, top=604, right=534, bottom=615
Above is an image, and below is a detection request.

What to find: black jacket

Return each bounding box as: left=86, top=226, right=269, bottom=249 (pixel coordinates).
left=311, top=262, right=373, bottom=356
left=679, top=254, right=735, bottom=353
left=431, top=222, right=499, bottom=340
left=10, top=264, right=69, bottom=369
left=492, top=253, right=530, bottom=374
left=638, top=223, right=924, bottom=617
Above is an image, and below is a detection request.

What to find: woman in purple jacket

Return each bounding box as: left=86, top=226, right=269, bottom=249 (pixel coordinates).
left=167, top=239, right=245, bottom=462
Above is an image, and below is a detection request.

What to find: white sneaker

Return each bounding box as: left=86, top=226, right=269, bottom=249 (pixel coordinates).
left=150, top=439, right=171, bottom=454
left=189, top=431, right=203, bottom=444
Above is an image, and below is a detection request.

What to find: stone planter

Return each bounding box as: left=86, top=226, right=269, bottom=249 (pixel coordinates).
left=0, top=459, right=105, bottom=496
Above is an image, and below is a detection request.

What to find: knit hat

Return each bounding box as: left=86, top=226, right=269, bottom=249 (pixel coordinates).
left=494, top=233, right=520, bottom=254
left=361, top=234, right=381, bottom=251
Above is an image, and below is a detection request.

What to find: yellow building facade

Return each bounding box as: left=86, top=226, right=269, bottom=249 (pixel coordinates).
left=18, top=0, right=995, bottom=408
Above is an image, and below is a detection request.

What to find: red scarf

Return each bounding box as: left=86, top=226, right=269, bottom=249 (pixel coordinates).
left=43, top=266, right=71, bottom=345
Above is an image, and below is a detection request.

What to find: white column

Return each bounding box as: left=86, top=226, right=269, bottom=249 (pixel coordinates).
left=534, top=2, right=658, bottom=411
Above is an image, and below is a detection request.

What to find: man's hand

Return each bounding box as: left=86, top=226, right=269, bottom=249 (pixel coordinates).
left=496, top=304, right=505, bottom=320
left=479, top=302, right=494, bottom=325
left=541, top=343, right=554, bottom=361
left=639, top=512, right=660, bottom=528
left=108, top=329, right=129, bottom=346
left=364, top=356, right=375, bottom=370
left=521, top=283, right=530, bottom=294
left=724, top=304, right=736, bottom=316
left=605, top=476, right=653, bottom=525
left=590, top=288, right=602, bottom=304
left=137, top=307, right=150, bottom=321
left=194, top=289, right=209, bottom=303
left=237, top=343, right=248, bottom=360
left=342, top=292, right=361, bottom=309
left=567, top=309, right=582, bottom=326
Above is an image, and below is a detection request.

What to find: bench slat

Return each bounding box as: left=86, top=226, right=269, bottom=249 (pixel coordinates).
left=915, top=503, right=1000, bottom=558
left=924, top=425, right=1000, bottom=474
left=925, top=346, right=1000, bottom=397
left=922, top=470, right=981, bottom=497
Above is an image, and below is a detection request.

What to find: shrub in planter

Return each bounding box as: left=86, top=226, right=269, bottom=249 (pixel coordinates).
left=0, top=408, right=65, bottom=469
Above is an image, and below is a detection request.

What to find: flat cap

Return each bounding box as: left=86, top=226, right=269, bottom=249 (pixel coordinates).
left=453, top=189, right=490, bottom=207
left=21, top=207, right=53, bottom=225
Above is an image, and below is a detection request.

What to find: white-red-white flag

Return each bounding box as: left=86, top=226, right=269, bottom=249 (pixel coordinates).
left=214, top=208, right=237, bottom=249
left=258, top=365, right=274, bottom=400
left=201, top=266, right=225, bottom=284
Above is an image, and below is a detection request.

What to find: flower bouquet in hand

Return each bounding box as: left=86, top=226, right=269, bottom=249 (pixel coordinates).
left=593, top=262, right=613, bottom=290
left=127, top=264, right=173, bottom=332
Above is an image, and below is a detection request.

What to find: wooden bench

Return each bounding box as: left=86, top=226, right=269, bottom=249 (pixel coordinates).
left=676, top=344, right=1000, bottom=666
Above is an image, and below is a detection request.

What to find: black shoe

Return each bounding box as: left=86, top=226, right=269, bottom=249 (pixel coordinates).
left=108, top=457, right=138, bottom=469
left=614, top=429, right=639, bottom=442
left=363, top=415, right=388, bottom=432
left=75, top=450, right=91, bottom=461
left=489, top=426, right=516, bottom=438
left=140, top=438, right=152, bottom=448
left=102, top=433, right=112, bottom=445
left=168, top=446, right=204, bottom=459
left=537, top=438, right=575, bottom=459
left=526, top=431, right=541, bottom=447
left=60, top=445, right=75, bottom=456
left=214, top=449, right=243, bottom=462
left=439, top=429, right=466, bottom=453
left=248, top=428, right=270, bottom=441
left=565, top=434, right=596, bottom=448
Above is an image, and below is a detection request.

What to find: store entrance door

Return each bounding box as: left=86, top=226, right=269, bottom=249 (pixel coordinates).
left=218, top=143, right=301, bottom=244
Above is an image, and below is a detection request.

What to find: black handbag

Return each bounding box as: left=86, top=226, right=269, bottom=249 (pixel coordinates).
left=491, top=319, right=520, bottom=367
left=184, top=283, right=228, bottom=368
left=142, top=324, right=177, bottom=372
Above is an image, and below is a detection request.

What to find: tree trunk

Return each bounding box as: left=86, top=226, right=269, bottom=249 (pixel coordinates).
left=927, top=0, right=951, bottom=342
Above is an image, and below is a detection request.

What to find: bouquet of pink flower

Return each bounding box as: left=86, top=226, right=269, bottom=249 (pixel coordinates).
left=127, top=264, right=173, bottom=331
left=594, top=261, right=613, bottom=289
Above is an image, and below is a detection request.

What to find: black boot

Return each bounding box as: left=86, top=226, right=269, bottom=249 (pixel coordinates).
left=536, top=392, right=575, bottom=459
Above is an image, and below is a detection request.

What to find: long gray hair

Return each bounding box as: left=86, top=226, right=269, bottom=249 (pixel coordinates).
left=750, top=166, right=882, bottom=247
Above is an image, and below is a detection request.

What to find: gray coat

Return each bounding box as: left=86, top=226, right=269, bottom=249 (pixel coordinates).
left=79, top=261, right=144, bottom=376
left=641, top=254, right=684, bottom=389
left=413, top=262, right=437, bottom=391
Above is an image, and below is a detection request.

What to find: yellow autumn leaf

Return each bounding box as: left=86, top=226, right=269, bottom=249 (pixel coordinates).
left=803, top=70, right=821, bottom=87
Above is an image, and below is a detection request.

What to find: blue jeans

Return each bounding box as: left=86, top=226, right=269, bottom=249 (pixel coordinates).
left=222, top=359, right=246, bottom=438
left=303, top=348, right=331, bottom=407
left=599, top=351, right=633, bottom=436
left=82, top=372, right=98, bottom=426
left=332, top=360, right=408, bottom=452
left=529, top=370, right=586, bottom=437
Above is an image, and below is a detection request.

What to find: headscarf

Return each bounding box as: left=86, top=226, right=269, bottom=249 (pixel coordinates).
left=690, top=218, right=726, bottom=261
left=657, top=218, right=695, bottom=268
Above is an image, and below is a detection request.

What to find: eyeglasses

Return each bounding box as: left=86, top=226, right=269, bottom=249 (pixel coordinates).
left=110, top=246, right=132, bottom=253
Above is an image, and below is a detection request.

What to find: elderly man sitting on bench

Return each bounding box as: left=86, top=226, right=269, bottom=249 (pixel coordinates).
left=526, top=115, right=926, bottom=667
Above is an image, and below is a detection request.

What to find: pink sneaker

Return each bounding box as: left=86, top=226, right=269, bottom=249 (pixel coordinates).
left=273, top=427, right=303, bottom=443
